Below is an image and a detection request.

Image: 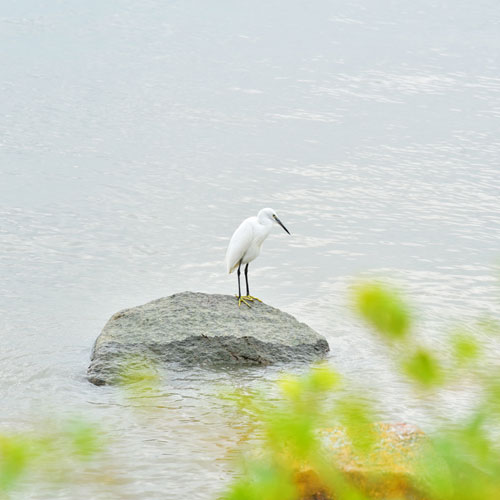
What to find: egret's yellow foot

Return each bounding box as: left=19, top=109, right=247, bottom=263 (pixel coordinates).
left=236, top=295, right=252, bottom=308
left=246, top=295, right=262, bottom=303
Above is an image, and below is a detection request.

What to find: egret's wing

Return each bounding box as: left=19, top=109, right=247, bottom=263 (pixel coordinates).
left=225, top=219, right=254, bottom=273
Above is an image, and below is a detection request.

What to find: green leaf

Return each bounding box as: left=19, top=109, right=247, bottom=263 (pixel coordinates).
left=354, top=283, right=411, bottom=340
left=402, top=348, right=443, bottom=388
left=0, top=436, right=32, bottom=492
left=451, top=332, right=480, bottom=366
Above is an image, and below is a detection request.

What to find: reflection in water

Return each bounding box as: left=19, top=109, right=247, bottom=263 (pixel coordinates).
left=1, top=0, right=500, bottom=498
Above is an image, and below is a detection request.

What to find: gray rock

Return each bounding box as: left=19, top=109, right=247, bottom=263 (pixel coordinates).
left=87, top=291, right=329, bottom=386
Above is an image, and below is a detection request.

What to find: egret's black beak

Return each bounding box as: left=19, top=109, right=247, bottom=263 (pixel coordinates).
left=274, top=216, right=291, bottom=235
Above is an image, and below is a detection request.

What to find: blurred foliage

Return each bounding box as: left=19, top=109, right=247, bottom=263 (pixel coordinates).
left=222, top=365, right=364, bottom=500
left=222, top=281, right=500, bottom=500
left=0, top=419, right=104, bottom=498
left=354, top=283, right=411, bottom=340
left=0, top=357, right=162, bottom=498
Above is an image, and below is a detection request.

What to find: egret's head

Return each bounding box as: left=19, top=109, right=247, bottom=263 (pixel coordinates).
left=259, top=208, right=291, bottom=235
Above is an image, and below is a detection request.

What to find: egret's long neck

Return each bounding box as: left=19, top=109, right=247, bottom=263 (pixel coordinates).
left=255, top=217, right=273, bottom=245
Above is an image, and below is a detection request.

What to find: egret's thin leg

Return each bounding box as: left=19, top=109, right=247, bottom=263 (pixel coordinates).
left=237, top=262, right=242, bottom=299
left=244, top=263, right=250, bottom=296
left=236, top=262, right=251, bottom=307
left=244, top=263, right=262, bottom=303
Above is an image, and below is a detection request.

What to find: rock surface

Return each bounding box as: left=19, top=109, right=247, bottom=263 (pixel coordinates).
left=88, top=291, right=329, bottom=385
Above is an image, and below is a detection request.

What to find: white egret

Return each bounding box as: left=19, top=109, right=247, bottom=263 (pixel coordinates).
left=225, top=207, right=291, bottom=307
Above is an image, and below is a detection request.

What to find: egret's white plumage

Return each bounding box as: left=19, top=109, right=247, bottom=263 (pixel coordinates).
left=225, top=207, right=290, bottom=306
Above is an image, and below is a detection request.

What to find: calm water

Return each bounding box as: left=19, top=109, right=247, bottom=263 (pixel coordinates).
left=1, top=1, right=500, bottom=498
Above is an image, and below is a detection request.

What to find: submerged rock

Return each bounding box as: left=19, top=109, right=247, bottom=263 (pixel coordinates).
left=87, top=291, right=329, bottom=385
left=296, top=423, right=432, bottom=500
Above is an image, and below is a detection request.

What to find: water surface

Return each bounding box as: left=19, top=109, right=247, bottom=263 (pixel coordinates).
left=1, top=1, right=500, bottom=498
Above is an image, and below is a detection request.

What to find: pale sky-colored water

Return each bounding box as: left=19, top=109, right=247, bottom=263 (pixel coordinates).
left=1, top=1, right=500, bottom=498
